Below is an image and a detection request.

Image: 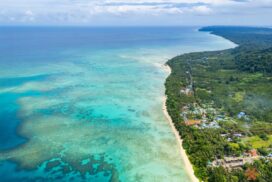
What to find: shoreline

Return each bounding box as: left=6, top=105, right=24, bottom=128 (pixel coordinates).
left=162, top=64, right=199, bottom=182
left=160, top=29, right=237, bottom=181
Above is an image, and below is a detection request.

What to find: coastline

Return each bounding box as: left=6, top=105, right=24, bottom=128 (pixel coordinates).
left=162, top=64, right=199, bottom=182
left=160, top=29, right=237, bottom=181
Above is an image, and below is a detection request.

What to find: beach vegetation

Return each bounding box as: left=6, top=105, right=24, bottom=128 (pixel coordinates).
left=165, top=26, right=272, bottom=181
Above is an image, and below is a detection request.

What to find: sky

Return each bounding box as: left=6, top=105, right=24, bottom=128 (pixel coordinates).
left=0, top=0, right=271, bottom=26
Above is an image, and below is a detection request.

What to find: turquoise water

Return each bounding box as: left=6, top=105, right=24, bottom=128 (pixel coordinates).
left=0, top=27, right=235, bottom=181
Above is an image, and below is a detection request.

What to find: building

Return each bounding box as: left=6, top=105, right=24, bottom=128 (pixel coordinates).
left=185, top=119, right=201, bottom=126
left=224, top=157, right=244, bottom=168
left=247, top=149, right=258, bottom=157
left=201, top=121, right=220, bottom=129
left=180, top=86, right=193, bottom=96
left=238, top=112, right=246, bottom=119
left=233, top=133, right=243, bottom=138
left=212, top=155, right=259, bottom=170
left=212, top=157, right=244, bottom=169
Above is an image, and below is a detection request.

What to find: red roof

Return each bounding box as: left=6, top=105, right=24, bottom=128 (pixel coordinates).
left=185, top=120, right=201, bottom=126
left=248, top=149, right=258, bottom=157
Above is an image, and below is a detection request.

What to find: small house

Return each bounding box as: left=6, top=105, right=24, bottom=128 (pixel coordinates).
left=248, top=149, right=258, bottom=157
left=233, top=133, right=243, bottom=138
left=238, top=112, right=246, bottom=119
left=185, top=120, right=201, bottom=126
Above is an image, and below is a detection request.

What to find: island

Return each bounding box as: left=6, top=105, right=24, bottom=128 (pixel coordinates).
left=165, top=26, right=272, bottom=181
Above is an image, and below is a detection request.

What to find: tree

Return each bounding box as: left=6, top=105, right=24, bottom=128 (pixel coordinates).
left=208, top=167, right=227, bottom=182
left=245, top=168, right=259, bottom=181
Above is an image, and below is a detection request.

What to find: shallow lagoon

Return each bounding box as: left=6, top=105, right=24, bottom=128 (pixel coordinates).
left=0, top=27, right=235, bottom=181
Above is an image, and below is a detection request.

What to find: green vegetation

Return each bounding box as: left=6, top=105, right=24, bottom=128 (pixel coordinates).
left=242, top=135, right=272, bottom=149
left=165, top=27, right=272, bottom=181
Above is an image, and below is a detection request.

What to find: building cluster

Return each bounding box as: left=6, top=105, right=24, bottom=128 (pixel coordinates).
left=220, top=133, right=244, bottom=142
left=181, top=103, right=223, bottom=129
left=180, top=85, right=193, bottom=96
left=211, top=149, right=259, bottom=170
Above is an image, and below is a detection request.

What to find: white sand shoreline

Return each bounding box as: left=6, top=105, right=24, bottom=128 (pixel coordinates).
left=162, top=64, right=199, bottom=182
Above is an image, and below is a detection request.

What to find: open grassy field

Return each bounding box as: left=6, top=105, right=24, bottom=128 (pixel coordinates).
left=242, top=135, right=272, bottom=148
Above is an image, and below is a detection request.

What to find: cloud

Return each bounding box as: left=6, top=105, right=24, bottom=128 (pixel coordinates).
left=191, top=5, right=213, bottom=14
left=89, top=4, right=185, bottom=15
left=25, top=10, right=34, bottom=16
left=0, top=0, right=271, bottom=25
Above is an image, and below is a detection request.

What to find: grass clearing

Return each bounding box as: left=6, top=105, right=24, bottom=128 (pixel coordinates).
left=242, top=135, right=272, bottom=148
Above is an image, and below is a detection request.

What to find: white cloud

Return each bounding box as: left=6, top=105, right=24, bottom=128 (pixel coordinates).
left=0, top=0, right=271, bottom=25
left=25, top=10, right=34, bottom=16
left=191, top=5, right=213, bottom=14
left=89, top=4, right=184, bottom=15
left=104, top=0, right=230, bottom=4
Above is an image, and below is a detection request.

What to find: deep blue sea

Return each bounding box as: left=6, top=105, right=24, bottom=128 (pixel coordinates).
left=0, top=27, right=235, bottom=181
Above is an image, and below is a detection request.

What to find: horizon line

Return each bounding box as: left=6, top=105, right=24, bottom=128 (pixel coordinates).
left=0, top=24, right=271, bottom=28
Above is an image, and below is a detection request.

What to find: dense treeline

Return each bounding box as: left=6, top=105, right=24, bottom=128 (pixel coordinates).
left=200, top=26, right=272, bottom=49
left=201, top=27, right=272, bottom=74
left=165, top=26, right=272, bottom=181
left=234, top=47, right=272, bottom=73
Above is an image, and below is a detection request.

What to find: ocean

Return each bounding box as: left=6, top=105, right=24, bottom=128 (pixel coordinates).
left=0, top=27, right=235, bottom=181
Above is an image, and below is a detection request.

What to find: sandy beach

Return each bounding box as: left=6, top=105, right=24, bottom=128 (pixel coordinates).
left=162, top=64, right=199, bottom=182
